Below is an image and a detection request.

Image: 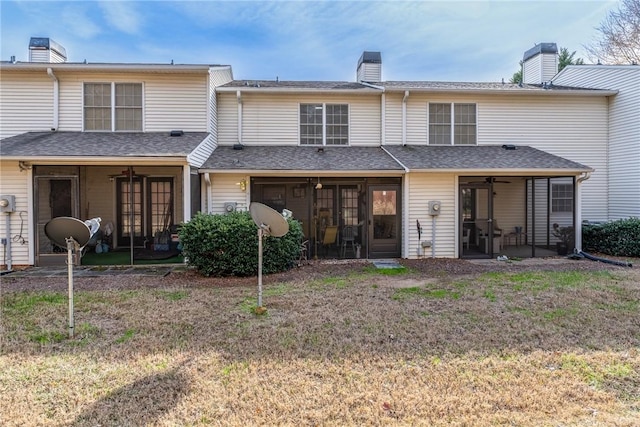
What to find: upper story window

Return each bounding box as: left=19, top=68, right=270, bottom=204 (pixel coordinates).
left=84, top=83, right=143, bottom=131
left=552, top=183, right=573, bottom=213
left=428, top=103, right=476, bottom=145
left=300, top=103, right=349, bottom=145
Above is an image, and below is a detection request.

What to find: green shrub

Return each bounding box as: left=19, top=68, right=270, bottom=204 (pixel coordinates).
left=582, top=217, right=640, bottom=257
left=179, top=212, right=303, bottom=277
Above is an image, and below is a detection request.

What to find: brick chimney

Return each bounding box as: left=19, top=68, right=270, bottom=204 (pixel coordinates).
left=29, top=37, right=67, bottom=63
left=357, top=51, right=382, bottom=83
left=522, top=43, right=558, bottom=84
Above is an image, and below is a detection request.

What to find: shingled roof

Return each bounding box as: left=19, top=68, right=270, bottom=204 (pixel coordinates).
left=383, top=145, right=592, bottom=172
left=201, top=145, right=404, bottom=172
left=0, top=131, right=210, bottom=159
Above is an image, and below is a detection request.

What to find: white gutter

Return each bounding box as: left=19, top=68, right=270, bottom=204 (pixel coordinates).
left=237, top=90, right=243, bottom=145
left=2, top=156, right=188, bottom=165
left=47, top=68, right=59, bottom=131
left=197, top=169, right=405, bottom=176
left=402, top=91, right=409, bottom=146
left=400, top=168, right=593, bottom=175
left=203, top=172, right=212, bottom=213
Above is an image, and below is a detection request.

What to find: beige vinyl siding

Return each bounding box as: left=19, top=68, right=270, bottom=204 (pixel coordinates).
left=554, top=67, right=640, bottom=219
left=0, top=71, right=54, bottom=139
left=399, top=93, right=608, bottom=221
left=523, top=53, right=557, bottom=84
left=187, top=134, right=216, bottom=168
left=383, top=93, right=403, bottom=145
left=144, top=74, right=207, bottom=131
left=217, top=93, right=381, bottom=146
left=542, top=54, right=558, bottom=82
left=479, top=95, right=608, bottom=221
left=217, top=92, right=239, bottom=145
left=406, top=172, right=456, bottom=258
left=0, top=161, right=31, bottom=265
left=209, top=174, right=248, bottom=214
left=55, top=72, right=209, bottom=132
left=208, top=67, right=233, bottom=135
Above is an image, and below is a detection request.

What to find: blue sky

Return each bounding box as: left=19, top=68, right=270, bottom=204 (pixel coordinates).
left=1, top=1, right=618, bottom=82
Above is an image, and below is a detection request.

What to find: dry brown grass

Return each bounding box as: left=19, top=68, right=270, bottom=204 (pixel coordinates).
left=1, top=261, right=639, bottom=426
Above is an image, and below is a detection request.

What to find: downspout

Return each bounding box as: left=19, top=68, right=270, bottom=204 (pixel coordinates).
left=381, top=146, right=411, bottom=258
left=203, top=172, right=212, bottom=213
left=575, top=172, right=592, bottom=251
left=402, top=90, right=409, bottom=146
left=47, top=68, right=59, bottom=131
left=237, top=90, right=243, bottom=145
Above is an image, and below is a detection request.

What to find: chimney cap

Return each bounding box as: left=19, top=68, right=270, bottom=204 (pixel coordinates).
left=523, top=42, right=557, bottom=61
left=358, top=51, right=381, bottom=68
left=29, top=37, right=67, bottom=58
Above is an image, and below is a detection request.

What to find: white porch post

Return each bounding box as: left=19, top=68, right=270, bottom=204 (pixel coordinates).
left=183, top=165, right=191, bottom=222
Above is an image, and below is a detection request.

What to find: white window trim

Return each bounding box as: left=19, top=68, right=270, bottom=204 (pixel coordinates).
left=83, top=81, right=145, bottom=132
left=298, top=102, right=350, bottom=146
left=427, top=102, right=477, bottom=145
left=551, top=182, right=574, bottom=213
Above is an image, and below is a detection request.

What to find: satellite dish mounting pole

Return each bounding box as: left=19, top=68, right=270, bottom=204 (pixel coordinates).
left=65, top=237, right=77, bottom=338
left=257, top=226, right=264, bottom=308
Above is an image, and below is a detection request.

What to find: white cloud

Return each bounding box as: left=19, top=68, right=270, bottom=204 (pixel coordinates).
left=98, top=0, right=143, bottom=34
left=61, top=5, right=102, bottom=39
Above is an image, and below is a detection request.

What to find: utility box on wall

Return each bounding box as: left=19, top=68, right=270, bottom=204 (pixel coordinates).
left=224, top=202, right=237, bottom=213
left=0, top=195, right=16, bottom=213
left=428, top=200, right=441, bottom=216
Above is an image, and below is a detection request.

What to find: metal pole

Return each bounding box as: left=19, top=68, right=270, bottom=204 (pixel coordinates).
left=431, top=216, right=436, bottom=258
left=5, top=212, right=12, bottom=271
left=129, top=166, right=134, bottom=266
left=66, top=237, right=75, bottom=338
left=257, top=227, right=263, bottom=307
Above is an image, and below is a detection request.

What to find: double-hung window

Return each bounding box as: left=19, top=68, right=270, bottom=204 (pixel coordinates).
left=551, top=183, right=573, bottom=213
left=300, top=103, right=349, bottom=145
left=84, top=83, right=143, bottom=131
left=428, top=102, right=476, bottom=145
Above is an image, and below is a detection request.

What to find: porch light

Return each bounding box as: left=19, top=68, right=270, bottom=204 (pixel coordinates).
left=315, top=178, right=322, bottom=190
left=236, top=179, right=247, bottom=192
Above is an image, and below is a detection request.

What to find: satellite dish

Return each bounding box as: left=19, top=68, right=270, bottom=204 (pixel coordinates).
left=44, top=216, right=101, bottom=339
left=45, top=217, right=92, bottom=249
left=250, top=202, right=289, bottom=237
left=249, top=202, right=290, bottom=311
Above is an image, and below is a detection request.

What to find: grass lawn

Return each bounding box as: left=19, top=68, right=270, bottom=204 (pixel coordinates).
left=1, top=265, right=639, bottom=426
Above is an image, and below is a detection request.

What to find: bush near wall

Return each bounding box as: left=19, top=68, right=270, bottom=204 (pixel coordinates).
left=179, top=212, right=303, bottom=277
left=582, top=217, right=640, bottom=257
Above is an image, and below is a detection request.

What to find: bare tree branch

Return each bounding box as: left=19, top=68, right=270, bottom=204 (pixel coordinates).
left=585, top=0, right=640, bottom=64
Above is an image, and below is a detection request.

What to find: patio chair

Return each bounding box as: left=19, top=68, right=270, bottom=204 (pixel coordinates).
left=341, top=225, right=356, bottom=258
left=462, top=227, right=470, bottom=250
left=321, top=225, right=338, bottom=256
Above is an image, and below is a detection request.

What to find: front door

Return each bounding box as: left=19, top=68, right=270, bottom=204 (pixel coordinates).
left=460, top=183, right=494, bottom=258
left=35, top=176, right=79, bottom=265
left=116, top=177, right=144, bottom=247
left=116, top=177, right=174, bottom=248
left=368, top=185, right=401, bottom=258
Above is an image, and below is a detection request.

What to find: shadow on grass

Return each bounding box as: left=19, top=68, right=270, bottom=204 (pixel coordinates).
left=71, top=367, right=187, bottom=426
